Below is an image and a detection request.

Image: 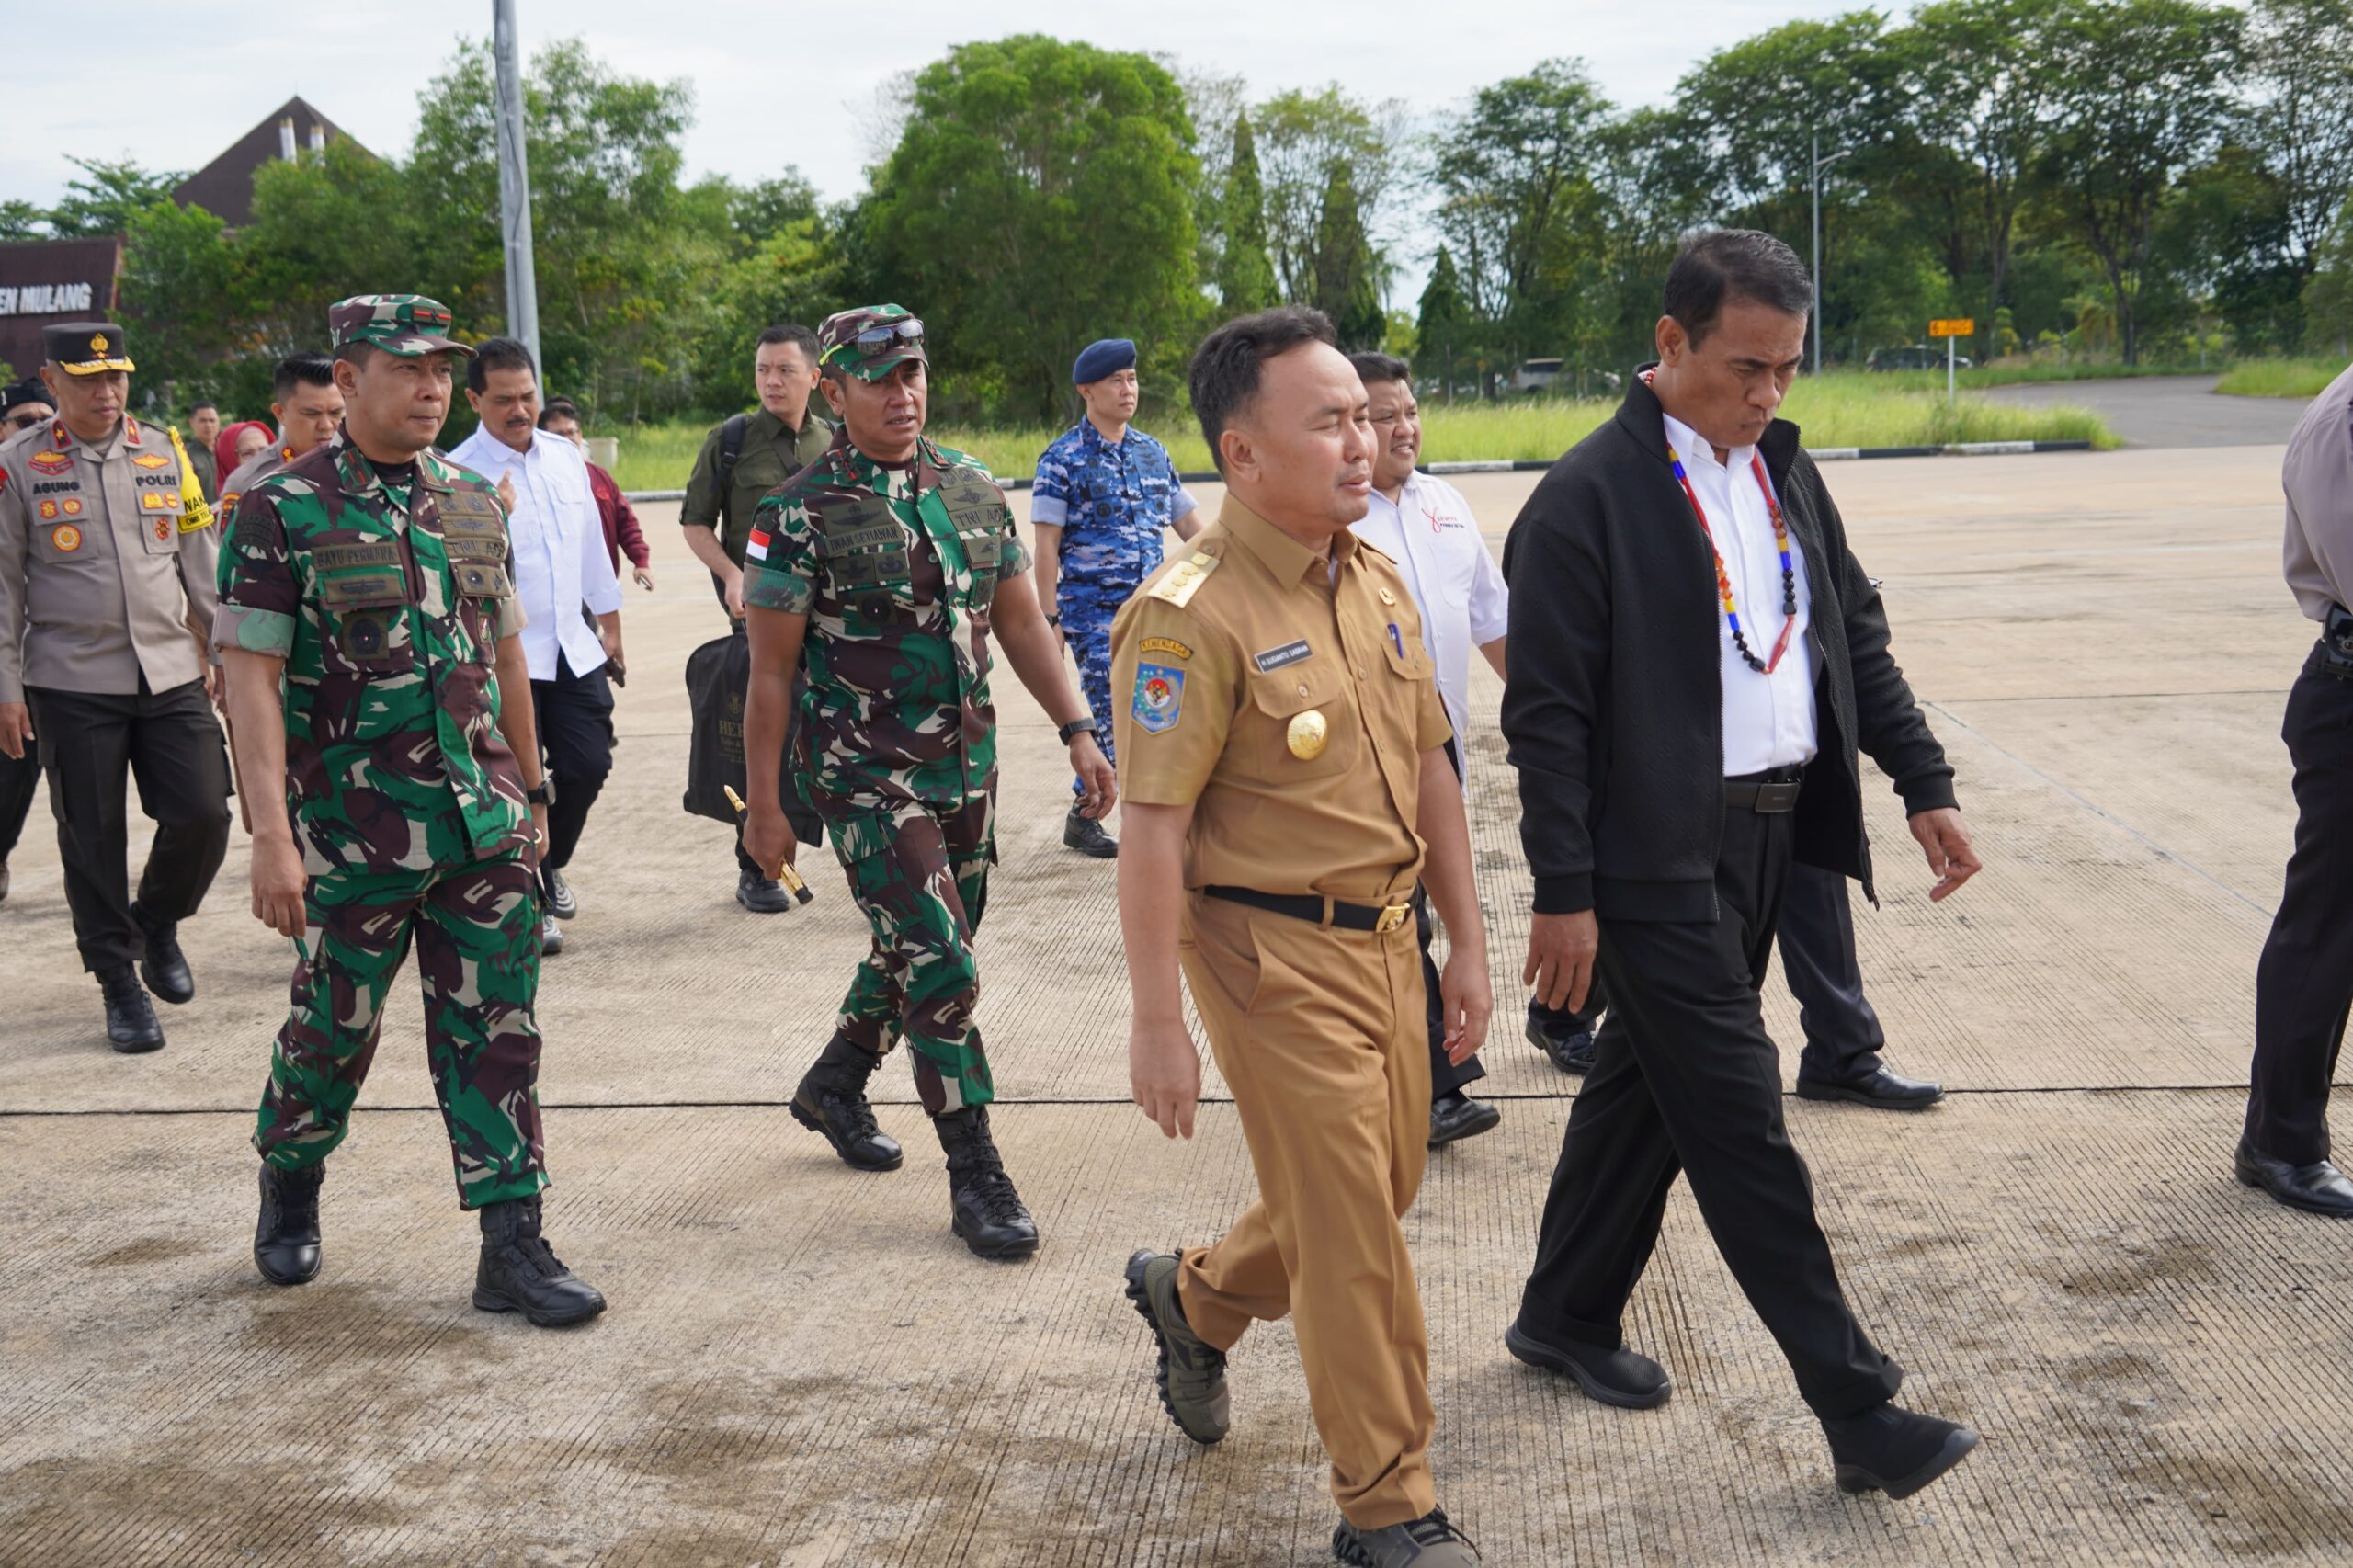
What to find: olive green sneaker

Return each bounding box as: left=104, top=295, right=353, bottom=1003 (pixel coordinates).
left=1332, top=1507, right=1484, bottom=1566
left=1123, top=1249, right=1231, bottom=1444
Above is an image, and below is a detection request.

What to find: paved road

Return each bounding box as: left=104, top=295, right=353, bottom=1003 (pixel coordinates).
left=1982, top=371, right=2308, bottom=448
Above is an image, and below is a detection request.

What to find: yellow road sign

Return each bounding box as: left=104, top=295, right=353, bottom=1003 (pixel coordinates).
left=1928, top=318, right=1975, bottom=338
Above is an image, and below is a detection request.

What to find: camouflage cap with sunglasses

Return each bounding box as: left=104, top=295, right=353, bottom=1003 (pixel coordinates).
left=327, top=294, right=474, bottom=358
left=816, top=304, right=927, bottom=381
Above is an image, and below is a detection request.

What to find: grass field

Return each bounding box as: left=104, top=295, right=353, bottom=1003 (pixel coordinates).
left=599, top=374, right=2117, bottom=492
left=2214, top=357, right=2344, bottom=398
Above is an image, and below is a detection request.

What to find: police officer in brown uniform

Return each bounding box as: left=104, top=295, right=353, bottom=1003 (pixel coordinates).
left=1114, top=307, right=1494, bottom=1568
left=0, top=324, right=232, bottom=1051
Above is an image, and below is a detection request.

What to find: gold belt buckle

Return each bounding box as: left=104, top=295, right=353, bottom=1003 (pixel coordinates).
left=1374, top=903, right=1411, bottom=934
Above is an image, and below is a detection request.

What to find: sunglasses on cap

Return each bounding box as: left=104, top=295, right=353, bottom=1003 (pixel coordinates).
left=837, top=319, right=926, bottom=355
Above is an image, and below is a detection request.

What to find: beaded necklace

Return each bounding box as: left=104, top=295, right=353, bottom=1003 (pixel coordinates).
left=1665, top=443, right=1798, bottom=675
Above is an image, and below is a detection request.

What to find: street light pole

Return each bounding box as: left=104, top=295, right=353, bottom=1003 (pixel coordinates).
left=493, top=0, right=541, bottom=375
left=1810, top=134, right=1851, bottom=377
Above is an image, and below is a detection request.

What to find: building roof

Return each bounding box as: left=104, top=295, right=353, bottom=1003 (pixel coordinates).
left=173, top=96, right=365, bottom=229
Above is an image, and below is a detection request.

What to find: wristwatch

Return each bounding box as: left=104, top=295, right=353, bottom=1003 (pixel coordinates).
left=1044, top=612, right=1061, bottom=627
left=525, top=778, right=557, bottom=806
left=1057, top=717, right=1098, bottom=746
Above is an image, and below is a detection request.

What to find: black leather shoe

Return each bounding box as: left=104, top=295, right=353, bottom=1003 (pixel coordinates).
left=790, top=1035, right=904, bottom=1172
left=1824, top=1402, right=1980, bottom=1499
left=936, top=1106, right=1040, bottom=1259
left=1795, top=1063, right=1944, bottom=1111
left=1504, top=1321, right=1672, bottom=1409
left=474, top=1196, right=607, bottom=1326
left=254, top=1163, right=324, bottom=1285
left=1526, top=1004, right=1598, bottom=1074
left=97, top=965, right=165, bottom=1053
left=1333, top=1507, right=1483, bottom=1566
left=736, top=864, right=795, bottom=914
left=131, top=902, right=194, bottom=1005
left=2235, top=1142, right=2353, bottom=1217
left=539, top=913, right=564, bottom=956
left=540, top=866, right=578, bottom=921
left=1428, top=1091, right=1502, bottom=1147
left=1063, top=804, right=1118, bottom=858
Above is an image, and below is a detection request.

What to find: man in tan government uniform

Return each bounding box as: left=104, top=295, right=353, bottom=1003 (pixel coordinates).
left=0, top=322, right=231, bottom=1052
left=1112, top=306, right=1494, bottom=1568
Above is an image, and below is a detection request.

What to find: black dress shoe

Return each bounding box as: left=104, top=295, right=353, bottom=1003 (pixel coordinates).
left=1428, top=1091, right=1502, bottom=1147
left=736, top=864, right=795, bottom=914
left=131, top=902, right=194, bottom=1005
left=1526, top=1004, right=1598, bottom=1074
left=540, top=866, right=578, bottom=921
left=1063, top=804, right=1118, bottom=858
left=1824, top=1402, right=1980, bottom=1499
left=255, top=1164, right=324, bottom=1285
left=1504, top=1321, right=1672, bottom=1408
left=97, top=965, right=165, bottom=1053
left=2234, top=1142, right=2353, bottom=1217
left=1795, top=1062, right=1944, bottom=1111
left=474, top=1195, right=607, bottom=1326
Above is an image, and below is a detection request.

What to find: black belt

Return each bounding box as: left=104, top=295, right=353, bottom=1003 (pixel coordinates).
left=1204, top=886, right=1414, bottom=933
left=1724, top=766, right=1804, bottom=814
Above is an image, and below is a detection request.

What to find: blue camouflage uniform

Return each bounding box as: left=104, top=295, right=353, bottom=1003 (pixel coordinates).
left=1030, top=419, right=1198, bottom=794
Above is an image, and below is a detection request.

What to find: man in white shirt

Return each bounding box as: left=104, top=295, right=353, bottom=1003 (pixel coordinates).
left=1348, top=353, right=1509, bottom=1148
left=450, top=340, right=625, bottom=956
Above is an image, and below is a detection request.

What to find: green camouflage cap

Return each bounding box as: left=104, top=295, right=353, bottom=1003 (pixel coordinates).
left=817, top=304, right=926, bottom=381
left=327, top=294, right=473, bottom=358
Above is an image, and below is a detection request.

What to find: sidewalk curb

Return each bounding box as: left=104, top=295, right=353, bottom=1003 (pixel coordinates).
left=620, top=439, right=2096, bottom=503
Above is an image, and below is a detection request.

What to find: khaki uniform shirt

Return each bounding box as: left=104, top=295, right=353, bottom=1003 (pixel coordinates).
left=0, top=414, right=216, bottom=704
left=2284, top=358, right=2353, bottom=621
left=1110, top=496, right=1452, bottom=905
left=680, top=408, right=835, bottom=565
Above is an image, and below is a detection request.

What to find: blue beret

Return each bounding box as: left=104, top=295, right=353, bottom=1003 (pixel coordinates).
left=1072, top=338, right=1136, bottom=384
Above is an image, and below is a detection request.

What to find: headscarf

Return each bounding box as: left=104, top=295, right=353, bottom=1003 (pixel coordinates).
left=215, top=420, right=274, bottom=481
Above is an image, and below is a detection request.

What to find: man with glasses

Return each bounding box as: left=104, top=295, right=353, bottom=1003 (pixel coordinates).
left=0, top=378, right=55, bottom=905
left=739, top=304, right=1114, bottom=1260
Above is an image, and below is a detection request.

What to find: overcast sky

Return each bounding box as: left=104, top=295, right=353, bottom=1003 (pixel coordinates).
left=8, top=0, right=1864, bottom=288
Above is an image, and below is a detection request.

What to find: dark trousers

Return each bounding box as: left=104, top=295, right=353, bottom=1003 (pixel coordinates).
left=528, top=653, right=614, bottom=873
left=1516, top=800, right=1904, bottom=1420
left=1417, top=890, right=1487, bottom=1097
left=2247, top=648, right=2353, bottom=1165
left=1529, top=862, right=1882, bottom=1081
left=27, top=679, right=231, bottom=973
left=0, top=747, right=40, bottom=860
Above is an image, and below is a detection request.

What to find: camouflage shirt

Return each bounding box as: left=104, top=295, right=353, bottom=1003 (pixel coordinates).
left=1029, top=420, right=1198, bottom=589
left=743, top=428, right=1031, bottom=805
left=212, top=429, right=534, bottom=875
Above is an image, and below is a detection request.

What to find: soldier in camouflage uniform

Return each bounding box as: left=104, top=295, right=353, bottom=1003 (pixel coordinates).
left=740, top=304, right=1116, bottom=1260
left=214, top=294, right=605, bottom=1327
left=1030, top=338, right=1200, bottom=858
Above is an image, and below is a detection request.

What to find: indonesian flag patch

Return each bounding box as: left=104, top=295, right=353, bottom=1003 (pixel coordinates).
left=745, top=528, right=771, bottom=562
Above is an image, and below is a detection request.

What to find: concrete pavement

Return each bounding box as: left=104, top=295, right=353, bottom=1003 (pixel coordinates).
left=1981, top=373, right=2308, bottom=448
left=3, top=443, right=2348, bottom=1566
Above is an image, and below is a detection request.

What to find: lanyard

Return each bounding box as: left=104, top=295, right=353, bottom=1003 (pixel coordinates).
left=1666, top=446, right=1797, bottom=675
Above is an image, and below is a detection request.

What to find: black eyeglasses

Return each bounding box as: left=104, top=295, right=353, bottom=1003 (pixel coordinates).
left=4, top=411, right=48, bottom=432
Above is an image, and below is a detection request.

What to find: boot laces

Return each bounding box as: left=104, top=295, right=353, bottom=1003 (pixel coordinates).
left=966, top=1166, right=1030, bottom=1224
left=825, top=1086, right=882, bottom=1142
left=1404, top=1509, right=1473, bottom=1549
left=511, top=1233, right=569, bottom=1281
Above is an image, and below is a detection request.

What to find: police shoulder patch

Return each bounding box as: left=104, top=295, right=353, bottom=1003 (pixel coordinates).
left=1132, top=662, right=1186, bottom=733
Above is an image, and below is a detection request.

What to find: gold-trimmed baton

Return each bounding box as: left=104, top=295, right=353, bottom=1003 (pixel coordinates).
left=723, top=785, right=814, bottom=905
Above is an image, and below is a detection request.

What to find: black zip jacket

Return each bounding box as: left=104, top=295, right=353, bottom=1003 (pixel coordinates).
left=1500, top=372, right=1957, bottom=920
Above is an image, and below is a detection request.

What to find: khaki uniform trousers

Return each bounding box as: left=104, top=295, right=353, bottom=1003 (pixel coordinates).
left=1174, top=891, right=1437, bottom=1529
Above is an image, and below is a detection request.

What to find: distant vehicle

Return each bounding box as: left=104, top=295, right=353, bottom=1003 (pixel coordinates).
left=1510, top=358, right=1563, bottom=392
left=1868, top=345, right=1973, bottom=372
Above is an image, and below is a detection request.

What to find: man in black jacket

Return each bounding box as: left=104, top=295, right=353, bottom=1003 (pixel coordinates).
left=1501, top=229, right=1984, bottom=1502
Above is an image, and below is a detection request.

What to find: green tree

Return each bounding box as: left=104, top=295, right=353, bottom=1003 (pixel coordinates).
left=1310, top=160, right=1385, bottom=350
left=2034, top=0, right=2245, bottom=363
left=115, top=199, right=247, bottom=404
left=1215, top=111, right=1279, bottom=313
left=1416, top=244, right=1474, bottom=396
left=42, top=157, right=184, bottom=238
left=1254, top=87, right=1404, bottom=302
left=2245, top=0, right=2353, bottom=281
left=865, top=34, right=1203, bottom=422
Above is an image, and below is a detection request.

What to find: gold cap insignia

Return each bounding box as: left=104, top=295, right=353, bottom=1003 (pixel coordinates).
left=89, top=334, right=108, bottom=354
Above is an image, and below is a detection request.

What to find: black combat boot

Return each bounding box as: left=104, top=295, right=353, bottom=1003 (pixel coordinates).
left=131, top=900, right=195, bottom=1005
left=1063, top=802, right=1118, bottom=858
left=473, top=1195, right=608, bottom=1327
left=934, top=1106, right=1039, bottom=1260
left=254, top=1163, right=324, bottom=1285
left=790, top=1033, right=904, bottom=1171
left=97, top=964, right=165, bottom=1053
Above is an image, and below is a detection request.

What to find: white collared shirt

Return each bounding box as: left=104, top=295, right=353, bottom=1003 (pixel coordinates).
left=1351, top=470, right=1508, bottom=775
left=1660, top=410, right=1817, bottom=775
left=449, top=424, right=623, bottom=682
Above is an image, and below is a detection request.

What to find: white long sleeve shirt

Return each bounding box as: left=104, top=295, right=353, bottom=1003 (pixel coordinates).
left=1351, top=470, right=1508, bottom=773
left=1660, top=410, right=1817, bottom=775
left=449, top=425, right=623, bottom=682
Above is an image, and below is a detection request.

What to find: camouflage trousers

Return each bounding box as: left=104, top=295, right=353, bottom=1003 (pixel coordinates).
left=822, top=790, right=995, bottom=1115
left=254, top=851, right=548, bottom=1209
left=1059, top=596, right=1123, bottom=797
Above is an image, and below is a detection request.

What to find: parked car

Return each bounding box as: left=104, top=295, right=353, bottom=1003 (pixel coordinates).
left=1868, top=345, right=1974, bottom=371
left=1510, top=357, right=1563, bottom=392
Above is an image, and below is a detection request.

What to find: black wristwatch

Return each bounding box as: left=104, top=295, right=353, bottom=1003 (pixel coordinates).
left=525, top=778, right=557, bottom=807
left=1057, top=717, right=1098, bottom=746
left=1044, top=612, right=1061, bottom=627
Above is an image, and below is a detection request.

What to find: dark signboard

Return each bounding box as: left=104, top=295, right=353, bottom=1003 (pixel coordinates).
left=0, top=237, right=123, bottom=381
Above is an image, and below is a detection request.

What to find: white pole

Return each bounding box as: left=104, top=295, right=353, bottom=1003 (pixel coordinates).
left=494, top=0, right=541, bottom=373
left=1947, top=333, right=1956, bottom=403
left=1811, top=131, right=1822, bottom=377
